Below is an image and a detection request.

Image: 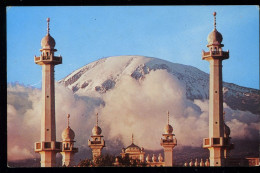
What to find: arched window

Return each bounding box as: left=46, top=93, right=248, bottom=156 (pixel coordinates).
left=214, top=47, right=217, bottom=54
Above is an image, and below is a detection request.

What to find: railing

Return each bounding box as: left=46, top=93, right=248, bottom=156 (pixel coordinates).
left=202, top=50, right=229, bottom=58
left=34, top=55, right=62, bottom=63
left=34, top=141, right=61, bottom=152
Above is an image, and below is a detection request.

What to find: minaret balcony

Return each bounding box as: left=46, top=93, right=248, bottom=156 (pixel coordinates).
left=202, top=50, right=229, bottom=60
left=160, top=138, right=177, bottom=146
left=203, top=137, right=225, bottom=148
left=88, top=139, right=105, bottom=146
left=34, top=141, right=62, bottom=152
left=34, top=55, right=62, bottom=65
left=62, top=147, right=78, bottom=153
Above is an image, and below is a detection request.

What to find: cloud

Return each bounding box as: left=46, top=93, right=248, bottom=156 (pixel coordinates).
left=7, top=83, right=102, bottom=161
left=100, top=70, right=208, bottom=149
left=7, top=70, right=259, bottom=162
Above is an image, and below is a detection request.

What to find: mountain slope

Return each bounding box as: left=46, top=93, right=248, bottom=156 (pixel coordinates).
left=59, top=55, right=259, bottom=114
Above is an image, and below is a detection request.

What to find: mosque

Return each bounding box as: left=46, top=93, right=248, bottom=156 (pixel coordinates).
left=33, top=12, right=235, bottom=167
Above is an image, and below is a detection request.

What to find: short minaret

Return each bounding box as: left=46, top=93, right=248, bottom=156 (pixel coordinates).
left=202, top=12, right=230, bottom=166
left=60, top=114, right=78, bottom=167
left=223, top=112, right=234, bottom=165
left=34, top=18, right=62, bottom=167
left=160, top=111, right=177, bottom=166
left=88, top=113, right=105, bottom=161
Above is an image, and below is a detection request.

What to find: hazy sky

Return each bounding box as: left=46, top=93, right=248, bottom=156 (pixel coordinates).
left=7, top=6, right=259, bottom=89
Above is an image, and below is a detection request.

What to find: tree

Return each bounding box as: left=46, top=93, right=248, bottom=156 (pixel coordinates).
left=77, top=154, right=115, bottom=167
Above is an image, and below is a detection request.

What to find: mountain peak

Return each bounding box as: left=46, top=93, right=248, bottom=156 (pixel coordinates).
left=59, top=55, right=259, bottom=114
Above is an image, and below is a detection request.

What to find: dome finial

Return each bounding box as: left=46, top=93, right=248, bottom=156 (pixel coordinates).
left=67, top=114, right=70, bottom=127
left=213, top=12, right=217, bottom=30
left=167, top=111, right=170, bottom=125
left=96, top=113, right=99, bottom=126
left=47, top=17, right=50, bottom=35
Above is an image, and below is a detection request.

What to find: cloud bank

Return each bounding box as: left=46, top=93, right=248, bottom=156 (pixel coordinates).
left=7, top=70, right=259, bottom=161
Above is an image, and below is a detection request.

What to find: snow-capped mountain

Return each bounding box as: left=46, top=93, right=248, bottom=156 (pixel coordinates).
left=59, top=55, right=259, bottom=115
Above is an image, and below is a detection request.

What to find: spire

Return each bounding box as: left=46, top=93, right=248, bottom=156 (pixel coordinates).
left=132, top=133, right=134, bottom=144
left=67, top=114, right=70, bottom=127
left=96, top=113, right=99, bottom=126
left=213, top=12, right=216, bottom=30
left=47, top=17, right=50, bottom=35
left=167, top=111, right=170, bottom=125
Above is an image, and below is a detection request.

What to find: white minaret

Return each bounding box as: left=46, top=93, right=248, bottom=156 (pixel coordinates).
left=160, top=111, right=177, bottom=166
left=202, top=12, right=230, bottom=166
left=60, top=114, right=78, bottom=167
left=88, top=113, right=105, bottom=161
left=34, top=18, right=62, bottom=167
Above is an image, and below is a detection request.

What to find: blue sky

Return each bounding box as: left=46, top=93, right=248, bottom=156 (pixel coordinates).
left=7, top=6, right=259, bottom=89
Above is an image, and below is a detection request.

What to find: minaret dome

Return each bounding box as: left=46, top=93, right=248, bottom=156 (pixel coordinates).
left=164, top=111, right=173, bottom=134
left=62, top=114, right=75, bottom=141
left=207, top=12, right=223, bottom=46
left=41, top=18, right=56, bottom=49
left=92, top=113, right=102, bottom=135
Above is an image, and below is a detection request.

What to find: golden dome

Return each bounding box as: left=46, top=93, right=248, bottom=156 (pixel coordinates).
left=62, top=127, right=75, bottom=141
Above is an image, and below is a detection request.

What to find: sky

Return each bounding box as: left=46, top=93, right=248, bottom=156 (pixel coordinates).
left=7, top=6, right=259, bottom=89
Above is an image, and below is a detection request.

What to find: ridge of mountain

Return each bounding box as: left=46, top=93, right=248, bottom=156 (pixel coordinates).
left=59, top=55, right=259, bottom=115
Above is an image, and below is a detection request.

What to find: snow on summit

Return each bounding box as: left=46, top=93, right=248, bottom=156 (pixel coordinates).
left=59, top=55, right=259, bottom=114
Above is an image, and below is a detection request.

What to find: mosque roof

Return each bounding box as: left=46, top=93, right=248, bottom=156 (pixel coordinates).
left=125, top=143, right=141, bottom=152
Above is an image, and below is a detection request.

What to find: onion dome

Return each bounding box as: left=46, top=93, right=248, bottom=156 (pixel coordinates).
left=92, top=113, right=102, bottom=135
left=152, top=154, right=156, bottom=162
left=164, top=111, right=173, bottom=134
left=223, top=112, right=230, bottom=137
left=41, top=34, right=56, bottom=49
left=41, top=18, right=56, bottom=49
left=146, top=154, right=150, bottom=162
left=224, top=123, right=231, bottom=137
left=207, top=29, right=223, bottom=45
left=62, top=126, right=75, bottom=141
left=164, top=124, right=173, bottom=134
left=92, top=125, right=102, bottom=136
left=200, top=158, right=205, bottom=167
left=62, top=114, right=75, bottom=141
left=158, top=153, right=163, bottom=162
left=189, top=159, right=194, bottom=167
left=207, top=12, right=223, bottom=46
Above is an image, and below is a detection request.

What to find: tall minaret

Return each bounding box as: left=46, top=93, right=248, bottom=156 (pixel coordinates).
left=34, top=18, right=62, bottom=167
left=202, top=12, right=229, bottom=166
left=160, top=111, right=177, bottom=166
left=61, top=114, right=78, bottom=167
left=88, top=113, right=105, bottom=161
